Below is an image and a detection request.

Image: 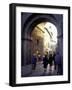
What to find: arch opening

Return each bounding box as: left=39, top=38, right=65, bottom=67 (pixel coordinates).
left=31, top=22, right=58, bottom=60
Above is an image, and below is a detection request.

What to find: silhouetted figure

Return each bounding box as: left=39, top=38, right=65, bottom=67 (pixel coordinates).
left=38, top=55, right=42, bottom=61
left=55, top=52, right=62, bottom=75
left=52, top=52, right=56, bottom=70
left=48, top=53, right=53, bottom=71
left=32, top=54, right=37, bottom=70
left=43, top=55, right=48, bottom=73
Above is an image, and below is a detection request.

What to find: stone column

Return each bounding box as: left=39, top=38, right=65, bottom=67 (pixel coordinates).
left=22, top=37, right=32, bottom=66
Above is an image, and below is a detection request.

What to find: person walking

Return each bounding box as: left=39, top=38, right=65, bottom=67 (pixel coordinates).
left=32, top=54, right=37, bottom=70
left=52, top=52, right=56, bottom=70
left=55, top=52, right=62, bottom=75
left=43, top=54, right=48, bottom=73
left=48, top=53, right=53, bottom=71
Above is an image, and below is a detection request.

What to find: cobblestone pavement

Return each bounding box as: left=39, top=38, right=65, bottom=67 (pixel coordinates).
left=29, top=61, right=58, bottom=77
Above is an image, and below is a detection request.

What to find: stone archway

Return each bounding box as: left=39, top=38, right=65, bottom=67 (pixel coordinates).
left=21, top=13, right=63, bottom=66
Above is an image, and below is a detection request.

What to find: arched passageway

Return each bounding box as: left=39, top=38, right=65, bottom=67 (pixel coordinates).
left=31, top=22, right=57, bottom=62
left=21, top=13, right=63, bottom=77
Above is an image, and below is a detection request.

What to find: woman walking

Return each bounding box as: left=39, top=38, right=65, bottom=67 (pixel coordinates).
left=43, top=54, right=48, bottom=73
left=32, top=54, right=37, bottom=70
left=48, top=53, right=53, bottom=71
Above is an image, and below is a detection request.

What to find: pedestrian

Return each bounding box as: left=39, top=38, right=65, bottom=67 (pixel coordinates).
left=38, top=54, right=41, bottom=61
left=32, top=54, right=37, bottom=70
left=52, top=52, right=56, bottom=70
left=43, top=54, right=48, bottom=73
left=48, top=52, right=53, bottom=71
left=55, top=52, right=62, bottom=75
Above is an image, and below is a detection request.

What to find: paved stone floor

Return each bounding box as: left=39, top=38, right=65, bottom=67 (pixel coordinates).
left=28, top=61, right=58, bottom=77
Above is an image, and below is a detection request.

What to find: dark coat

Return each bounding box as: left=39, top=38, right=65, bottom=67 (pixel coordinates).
left=48, top=54, right=53, bottom=65
left=32, top=56, right=37, bottom=64
left=53, top=53, right=56, bottom=61
left=43, top=56, right=48, bottom=68
left=55, top=54, right=61, bottom=65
